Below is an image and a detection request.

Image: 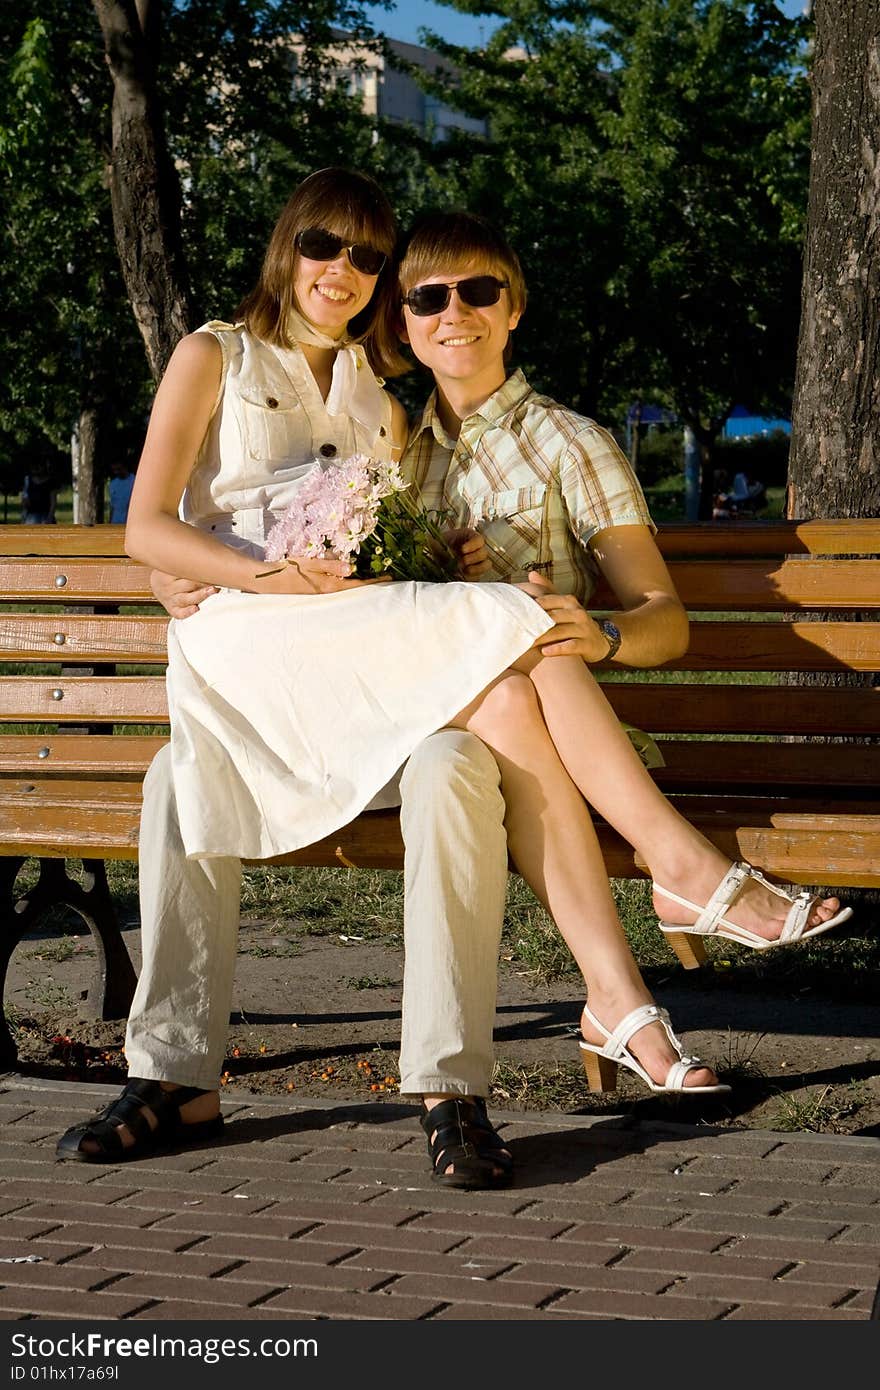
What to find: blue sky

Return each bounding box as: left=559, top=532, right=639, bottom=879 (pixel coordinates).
left=363, top=1, right=809, bottom=48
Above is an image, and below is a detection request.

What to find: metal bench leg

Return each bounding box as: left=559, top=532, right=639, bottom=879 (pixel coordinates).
left=65, top=860, right=138, bottom=1020
left=0, top=857, right=137, bottom=1069
left=0, top=858, right=27, bottom=1068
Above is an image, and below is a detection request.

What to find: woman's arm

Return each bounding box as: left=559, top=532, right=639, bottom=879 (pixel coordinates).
left=125, top=334, right=359, bottom=597
left=531, top=524, right=689, bottom=668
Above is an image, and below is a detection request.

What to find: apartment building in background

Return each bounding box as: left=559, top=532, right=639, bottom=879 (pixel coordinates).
left=296, top=32, right=489, bottom=141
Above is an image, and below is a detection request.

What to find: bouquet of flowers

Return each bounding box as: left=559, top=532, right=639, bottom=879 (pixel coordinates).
left=262, top=454, right=460, bottom=583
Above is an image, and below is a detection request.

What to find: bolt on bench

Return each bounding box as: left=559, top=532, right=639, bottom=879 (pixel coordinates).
left=0, top=519, right=877, bottom=1067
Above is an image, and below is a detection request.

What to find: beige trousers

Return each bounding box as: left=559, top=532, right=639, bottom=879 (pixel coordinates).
left=124, top=731, right=509, bottom=1096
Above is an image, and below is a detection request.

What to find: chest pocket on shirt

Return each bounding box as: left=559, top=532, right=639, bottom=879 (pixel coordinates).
left=466, top=483, right=548, bottom=573
left=237, top=385, right=305, bottom=464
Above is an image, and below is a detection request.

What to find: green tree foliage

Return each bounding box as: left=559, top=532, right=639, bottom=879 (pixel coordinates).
left=0, top=1, right=382, bottom=503
left=0, top=7, right=149, bottom=501
left=400, top=1, right=810, bottom=492
left=1, top=0, right=812, bottom=522
left=161, top=1, right=383, bottom=320
left=600, top=0, right=811, bottom=463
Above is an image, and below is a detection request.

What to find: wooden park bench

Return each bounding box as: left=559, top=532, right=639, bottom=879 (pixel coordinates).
left=1, top=518, right=878, bottom=1067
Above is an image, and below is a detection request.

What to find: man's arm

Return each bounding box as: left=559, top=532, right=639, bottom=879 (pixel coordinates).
left=151, top=569, right=217, bottom=619
left=531, top=524, right=689, bottom=668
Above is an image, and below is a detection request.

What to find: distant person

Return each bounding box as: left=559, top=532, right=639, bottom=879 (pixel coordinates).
left=711, top=468, right=738, bottom=520
left=20, top=466, right=57, bottom=524
left=730, top=469, right=766, bottom=513
left=108, top=462, right=136, bottom=525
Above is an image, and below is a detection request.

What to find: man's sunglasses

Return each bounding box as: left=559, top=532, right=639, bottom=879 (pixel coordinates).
left=295, top=227, right=387, bottom=277
left=402, top=275, right=510, bottom=317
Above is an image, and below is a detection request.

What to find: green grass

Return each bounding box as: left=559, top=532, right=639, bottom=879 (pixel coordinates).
left=769, top=1080, right=872, bottom=1134
left=643, top=481, right=785, bottom=521
left=13, top=856, right=877, bottom=996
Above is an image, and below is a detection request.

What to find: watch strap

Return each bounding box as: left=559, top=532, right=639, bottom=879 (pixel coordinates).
left=598, top=618, right=622, bottom=660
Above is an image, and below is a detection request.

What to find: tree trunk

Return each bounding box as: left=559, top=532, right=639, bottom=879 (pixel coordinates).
left=71, top=407, right=102, bottom=524
left=788, top=0, right=880, bottom=519
left=786, top=4, right=879, bottom=910
left=91, top=0, right=193, bottom=381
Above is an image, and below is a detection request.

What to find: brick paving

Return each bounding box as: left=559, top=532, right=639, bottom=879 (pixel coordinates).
left=1, top=1076, right=878, bottom=1322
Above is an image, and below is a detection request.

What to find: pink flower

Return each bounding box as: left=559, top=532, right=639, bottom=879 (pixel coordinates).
left=263, top=453, right=458, bottom=583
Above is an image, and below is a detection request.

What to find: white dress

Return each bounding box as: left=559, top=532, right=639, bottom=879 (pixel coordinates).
left=167, top=324, right=553, bottom=859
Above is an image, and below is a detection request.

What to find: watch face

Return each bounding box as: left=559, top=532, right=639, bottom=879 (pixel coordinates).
left=600, top=619, right=621, bottom=656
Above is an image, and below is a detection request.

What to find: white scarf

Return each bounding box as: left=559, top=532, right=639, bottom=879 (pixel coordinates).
left=284, top=307, right=386, bottom=436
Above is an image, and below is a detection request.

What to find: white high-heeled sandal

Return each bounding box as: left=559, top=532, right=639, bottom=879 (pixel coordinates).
left=578, top=1002, right=731, bottom=1095
left=654, top=861, right=853, bottom=970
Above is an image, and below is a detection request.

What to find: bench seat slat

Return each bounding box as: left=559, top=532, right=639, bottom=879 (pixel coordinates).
left=0, top=785, right=876, bottom=887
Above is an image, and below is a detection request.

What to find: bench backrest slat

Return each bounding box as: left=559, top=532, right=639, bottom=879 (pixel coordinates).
left=1, top=677, right=875, bottom=735
left=663, top=620, right=880, bottom=671
left=655, top=519, right=880, bottom=556
left=0, top=614, right=168, bottom=662
left=0, top=734, right=165, bottom=774
left=0, top=676, right=168, bottom=722
left=605, top=683, right=879, bottom=735
left=655, top=742, right=878, bottom=792
left=2, top=615, right=876, bottom=671
left=0, top=559, right=153, bottom=603
left=2, top=519, right=878, bottom=559
left=594, top=559, right=880, bottom=610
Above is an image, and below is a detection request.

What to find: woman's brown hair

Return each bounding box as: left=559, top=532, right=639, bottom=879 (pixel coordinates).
left=236, top=167, right=409, bottom=378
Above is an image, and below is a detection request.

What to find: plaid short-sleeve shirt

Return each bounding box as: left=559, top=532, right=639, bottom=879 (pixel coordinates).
left=404, top=369, right=656, bottom=603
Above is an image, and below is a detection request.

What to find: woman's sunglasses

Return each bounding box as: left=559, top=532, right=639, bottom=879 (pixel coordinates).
left=295, top=227, right=387, bottom=277
left=402, top=275, right=510, bottom=317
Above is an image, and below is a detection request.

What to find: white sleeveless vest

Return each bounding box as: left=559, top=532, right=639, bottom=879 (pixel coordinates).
left=180, top=322, right=394, bottom=559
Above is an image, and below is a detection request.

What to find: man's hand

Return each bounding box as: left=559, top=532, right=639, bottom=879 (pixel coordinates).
left=151, top=569, right=217, bottom=619
left=527, top=571, right=616, bottom=662
left=445, top=527, right=491, bottom=580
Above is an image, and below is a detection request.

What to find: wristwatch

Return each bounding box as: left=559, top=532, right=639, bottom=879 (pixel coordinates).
left=597, top=618, right=622, bottom=661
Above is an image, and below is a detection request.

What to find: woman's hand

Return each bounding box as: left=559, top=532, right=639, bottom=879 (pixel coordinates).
left=445, top=527, right=491, bottom=580
left=252, top=556, right=391, bottom=596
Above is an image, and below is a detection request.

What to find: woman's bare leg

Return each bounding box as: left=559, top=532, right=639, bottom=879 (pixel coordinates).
left=448, top=673, right=718, bottom=1087
left=502, top=644, right=841, bottom=942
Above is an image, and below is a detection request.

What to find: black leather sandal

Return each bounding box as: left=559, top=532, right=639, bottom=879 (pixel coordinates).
left=56, top=1077, right=224, bottom=1163
left=420, top=1096, right=513, bottom=1189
